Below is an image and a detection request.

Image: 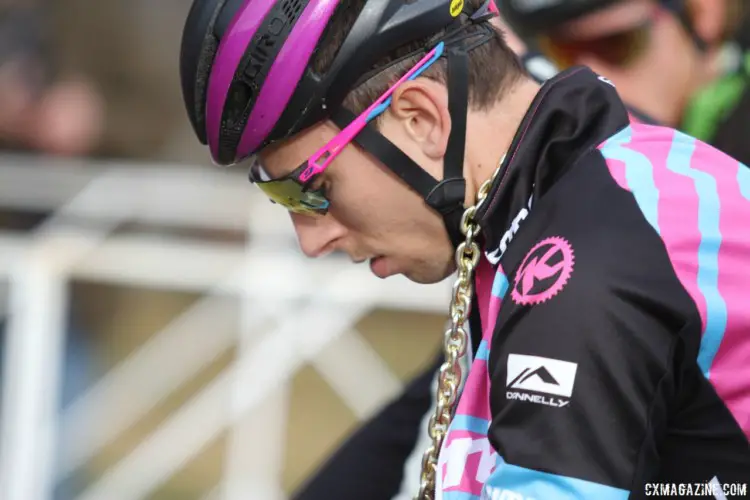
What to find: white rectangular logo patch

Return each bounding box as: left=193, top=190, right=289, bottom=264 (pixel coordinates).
left=506, top=354, right=578, bottom=406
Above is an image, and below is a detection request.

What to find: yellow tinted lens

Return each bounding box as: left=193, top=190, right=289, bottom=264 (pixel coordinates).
left=256, top=179, right=329, bottom=215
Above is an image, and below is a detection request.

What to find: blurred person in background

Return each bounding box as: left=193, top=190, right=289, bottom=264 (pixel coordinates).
left=180, top=0, right=750, bottom=498
left=500, top=0, right=750, bottom=164
left=0, top=2, right=104, bottom=156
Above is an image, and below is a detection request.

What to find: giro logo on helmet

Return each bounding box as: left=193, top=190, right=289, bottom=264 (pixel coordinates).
left=450, top=0, right=465, bottom=17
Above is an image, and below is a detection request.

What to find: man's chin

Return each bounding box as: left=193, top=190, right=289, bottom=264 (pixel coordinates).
left=368, top=255, right=454, bottom=284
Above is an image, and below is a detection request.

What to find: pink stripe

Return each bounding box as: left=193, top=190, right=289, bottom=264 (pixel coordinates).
left=444, top=429, right=486, bottom=445
left=206, top=0, right=275, bottom=158
left=689, top=142, right=750, bottom=437
left=474, top=256, right=494, bottom=334
left=623, top=124, right=750, bottom=436
left=237, top=0, right=339, bottom=157
left=627, top=112, right=643, bottom=124
left=458, top=450, right=489, bottom=494
left=626, top=124, right=708, bottom=330
left=441, top=430, right=497, bottom=495
left=602, top=156, right=629, bottom=191
left=456, top=365, right=492, bottom=422
left=485, top=295, right=502, bottom=341
left=475, top=253, right=507, bottom=342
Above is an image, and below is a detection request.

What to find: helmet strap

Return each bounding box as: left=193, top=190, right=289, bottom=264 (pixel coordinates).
left=425, top=46, right=471, bottom=247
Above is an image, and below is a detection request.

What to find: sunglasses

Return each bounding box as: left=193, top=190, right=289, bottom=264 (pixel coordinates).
left=248, top=41, right=446, bottom=215
left=537, top=6, right=663, bottom=68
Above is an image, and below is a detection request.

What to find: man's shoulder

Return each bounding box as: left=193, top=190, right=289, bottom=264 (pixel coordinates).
left=497, top=152, right=688, bottom=302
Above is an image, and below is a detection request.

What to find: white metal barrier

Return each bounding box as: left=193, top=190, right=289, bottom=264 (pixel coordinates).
left=0, top=156, right=451, bottom=500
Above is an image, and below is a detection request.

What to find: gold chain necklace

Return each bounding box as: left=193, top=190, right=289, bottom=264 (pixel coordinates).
left=415, top=164, right=501, bottom=500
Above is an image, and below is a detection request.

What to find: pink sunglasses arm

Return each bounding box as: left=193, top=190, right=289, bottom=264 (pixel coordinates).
left=299, top=44, right=443, bottom=183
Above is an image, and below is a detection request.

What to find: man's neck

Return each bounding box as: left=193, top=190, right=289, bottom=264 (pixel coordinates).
left=463, top=78, right=541, bottom=206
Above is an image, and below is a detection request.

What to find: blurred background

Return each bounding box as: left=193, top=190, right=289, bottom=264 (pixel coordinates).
left=0, top=1, right=748, bottom=499
left=0, top=1, right=448, bottom=499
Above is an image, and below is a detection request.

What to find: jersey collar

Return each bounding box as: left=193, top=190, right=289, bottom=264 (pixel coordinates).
left=475, top=66, right=631, bottom=264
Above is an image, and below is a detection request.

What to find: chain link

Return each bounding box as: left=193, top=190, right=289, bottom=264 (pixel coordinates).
left=415, top=166, right=501, bottom=500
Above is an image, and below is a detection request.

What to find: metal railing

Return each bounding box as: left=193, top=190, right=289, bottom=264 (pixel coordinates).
left=0, top=156, right=450, bottom=500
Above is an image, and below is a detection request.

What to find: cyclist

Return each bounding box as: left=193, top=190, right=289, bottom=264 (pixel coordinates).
left=180, top=0, right=750, bottom=498
left=296, top=4, right=750, bottom=498
left=501, top=0, right=750, bottom=164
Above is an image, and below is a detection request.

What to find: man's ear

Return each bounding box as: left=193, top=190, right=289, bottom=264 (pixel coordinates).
left=688, top=0, right=728, bottom=46
left=386, top=79, right=452, bottom=160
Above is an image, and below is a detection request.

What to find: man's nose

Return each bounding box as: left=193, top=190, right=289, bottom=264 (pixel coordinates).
left=290, top=212, right=346, bottom=258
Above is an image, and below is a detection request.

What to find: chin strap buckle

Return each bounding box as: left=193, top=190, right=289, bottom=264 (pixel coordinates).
left=425, top=177, right=467, bottom=248
left=425, top=178, right=466, bottom=215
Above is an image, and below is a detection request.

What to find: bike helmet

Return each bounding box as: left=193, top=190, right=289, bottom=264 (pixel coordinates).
left=501, top=0, right=619, bottom=36
left=180, top=0, right=500, bottom=246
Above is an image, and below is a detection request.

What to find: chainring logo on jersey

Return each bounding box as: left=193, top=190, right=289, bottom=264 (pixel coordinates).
left=511, top=236, right=574, bottom=305
left=506, top=354, right=577, bottom=408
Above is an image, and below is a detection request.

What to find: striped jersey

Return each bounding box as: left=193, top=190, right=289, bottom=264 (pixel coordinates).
left=437, top=66, right=750, bottom=500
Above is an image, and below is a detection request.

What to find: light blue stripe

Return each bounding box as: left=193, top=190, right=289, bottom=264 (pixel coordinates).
left=450, top=414, right=490, bottom=435
left=485, top=462, right=629, bottom=500
left=366, top=102, right=390, bottom=120
left=442, top=491, right=480, bottom=500
left=664, top=132, right=727, bottom=378
left=491, top=271, right=509, bottom=299
left=738, top=163, right=750, bottom=201
left=475, top=340, right=490, bottom=361
left=599, top=125, right=661, bottom=234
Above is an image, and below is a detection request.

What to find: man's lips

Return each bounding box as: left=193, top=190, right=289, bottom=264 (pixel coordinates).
left=347, top=254, right=393, bottom=278
left=369, top=256, right=392, bottom=279
left=352, top=255, right=382, bottom=264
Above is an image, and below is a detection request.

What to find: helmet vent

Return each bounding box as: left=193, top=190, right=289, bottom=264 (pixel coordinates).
left=217, top=0, right=312, bottom=163
left=282, top=0, right=305, bottom=20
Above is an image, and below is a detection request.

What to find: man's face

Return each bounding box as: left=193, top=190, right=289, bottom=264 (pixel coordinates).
left=540, top=0, right=708, bottom=125
left=257, top=120, right=456, bottom=285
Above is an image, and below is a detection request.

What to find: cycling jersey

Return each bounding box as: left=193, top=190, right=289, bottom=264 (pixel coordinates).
left=438, top=66, right=750, bottom=499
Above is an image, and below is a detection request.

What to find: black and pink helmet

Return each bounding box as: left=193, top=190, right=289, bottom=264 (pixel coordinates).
left=180, top=0, right=495, bottom=165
